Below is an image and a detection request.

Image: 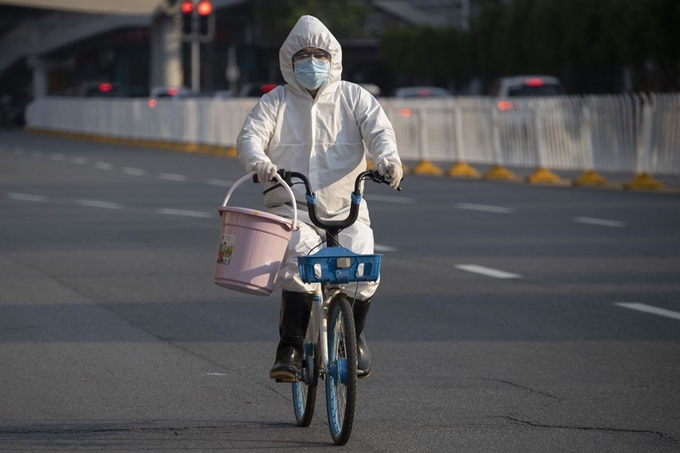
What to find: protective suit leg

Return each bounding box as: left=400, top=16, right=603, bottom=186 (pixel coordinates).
left=270, top=290, right=313, bottom=382
left=352, top=297, right=372, bottom=378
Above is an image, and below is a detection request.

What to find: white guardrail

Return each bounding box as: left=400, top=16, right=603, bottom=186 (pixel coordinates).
left=25, top=93, right=680, bottom=177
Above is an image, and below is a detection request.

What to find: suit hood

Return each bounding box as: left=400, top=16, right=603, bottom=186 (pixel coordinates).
left=279, top=15, right=342, bottom=97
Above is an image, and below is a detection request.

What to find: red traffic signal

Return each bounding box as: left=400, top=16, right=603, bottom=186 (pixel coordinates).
left=181, top=0, right=193, bottom=13
left=197, top=0, right=213, bottom=15
left=197, top=0, right=214, bottom=38
left=181, top=1, right=193, bottom=36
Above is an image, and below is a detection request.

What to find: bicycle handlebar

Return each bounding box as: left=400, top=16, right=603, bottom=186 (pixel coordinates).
left=253, top=169, right=402, bottom=232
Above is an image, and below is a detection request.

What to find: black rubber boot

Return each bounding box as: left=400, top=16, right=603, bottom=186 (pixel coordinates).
left=352, top=297, right=372, bottom=379
left=269, top=290, right=313, bottom=382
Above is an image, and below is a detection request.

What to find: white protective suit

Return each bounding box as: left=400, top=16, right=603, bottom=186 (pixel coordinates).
left=237, top=15, right=401, bottom=299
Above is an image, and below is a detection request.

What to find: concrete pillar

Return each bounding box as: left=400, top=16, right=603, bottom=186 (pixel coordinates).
left=150, top=14, right=183, bottom=90
left=27, top=57, right=49, bottom=99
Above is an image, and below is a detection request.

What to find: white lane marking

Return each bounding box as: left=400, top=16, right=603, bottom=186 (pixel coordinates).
left=72, top=157, right=88, bottom=165
left=207, top=372, right=229, bottom=376
left=95, top=161, right=114, bottom=171
left=364, top=194, right=414, bottom=204
left=51, top=153, right=65, bottom=161
left=158, top=173, right=187, bottom=182
left=456, top=203, right=514, bottom=214
left=374, top=244, right=398, bottom=252
left=157, top=208, right=211, bottom=218
left=75, top=200, right=122, bottom=209
left=615, top=303, right=680, bottom=321
left=207, top=179, right=234, bottom=187
left=573, top=217, right=626, bottom=228
left=455, top=264, right=522, bottom=279
left=122, top=167, right=147, bottom=176
left=7, top=193, right=47, bottom=202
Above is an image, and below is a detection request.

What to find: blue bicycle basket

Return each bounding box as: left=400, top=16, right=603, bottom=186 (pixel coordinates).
left=298, top=246, right=382, bottom=284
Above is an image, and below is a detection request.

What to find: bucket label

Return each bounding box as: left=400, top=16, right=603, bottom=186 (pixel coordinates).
left=217, top=233, right=235, bottom=265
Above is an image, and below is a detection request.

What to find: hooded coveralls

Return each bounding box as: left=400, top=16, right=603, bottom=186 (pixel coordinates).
left=237, top=15, right=401, bottom=300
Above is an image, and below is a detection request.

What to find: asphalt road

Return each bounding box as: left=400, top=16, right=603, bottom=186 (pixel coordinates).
left=1, top=129, right=679, bottom=452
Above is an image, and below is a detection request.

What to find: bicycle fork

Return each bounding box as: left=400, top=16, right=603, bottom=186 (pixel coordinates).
left=306, top=286, right=342, bottom=382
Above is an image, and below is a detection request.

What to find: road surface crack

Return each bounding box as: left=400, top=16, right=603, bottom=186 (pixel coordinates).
left=501, top=415, right=678, bottom=441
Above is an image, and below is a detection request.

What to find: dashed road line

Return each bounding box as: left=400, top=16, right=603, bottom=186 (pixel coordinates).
left=573, top=217, right=626, bottom=228
left=455, top=264, right=522, bottom=279
left=122, top=167, right=147, bottom=176
left=7, top=193, right=47, bottom=202
left=374, top=244, right=398, bottom=252
left=75, top=200, right=122, bottom=209
left=365, top=194, right=414, bottom=204
left=157, top=208, right=211, bottom=218
left=158, top=173, right=187, bottom=182
left=615, top=303, right=680, bottom=321
left=94, top=161, right=114, bottom=171
left=207, top=179, right=234, bottom=187
left=456, top=203, right=514, bottom=214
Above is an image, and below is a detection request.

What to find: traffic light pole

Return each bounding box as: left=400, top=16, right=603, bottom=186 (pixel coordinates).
left=179, top=0, right=214, bottom=94
left=191, top=38, right=200, bottom=93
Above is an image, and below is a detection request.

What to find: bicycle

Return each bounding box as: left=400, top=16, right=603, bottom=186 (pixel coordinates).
left=269, top=168, right=400, bottom=445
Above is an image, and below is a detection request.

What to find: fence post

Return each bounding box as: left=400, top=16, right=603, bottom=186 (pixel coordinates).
left=484, top=102, right=515, bottom=180
left=527, top=99, right=562, bottom=184
left=574, top=98, right=608, bottom=186
left=448, top=102, right=479, bottom=178
left=412, top=107, right=444, bottom=176
left=625, top=94, right=663, bottom=190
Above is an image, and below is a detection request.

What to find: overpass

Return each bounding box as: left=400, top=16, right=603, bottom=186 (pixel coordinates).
left=0, top=0, right=474, bottom=102
left=0, top=0, right=246, bottom=99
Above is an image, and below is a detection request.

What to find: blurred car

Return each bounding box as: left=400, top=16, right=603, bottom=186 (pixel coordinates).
left=394, top=86, right=452, bottom=98
left=150, top=86, right=191, bottom=99
left=239, top=83, right=279, bottom=98
left=489, top=76, right=564, bottom=101
left=489, top=76, right=572, bottom=165
left=81, top=82, right=129, bottom=98
left=213, top=90, right=234, bottom=99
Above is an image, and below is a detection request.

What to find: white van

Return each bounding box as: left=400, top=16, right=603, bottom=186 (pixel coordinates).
left=489, top=76, right=565, bottom=98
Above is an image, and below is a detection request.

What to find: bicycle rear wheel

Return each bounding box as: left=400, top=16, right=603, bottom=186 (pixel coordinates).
left=292, top=342, right=317, bottom=427
left=325, top=294, right=357, bottom=445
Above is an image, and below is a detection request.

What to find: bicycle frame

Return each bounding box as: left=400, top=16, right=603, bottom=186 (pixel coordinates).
left=282, top=168, right=400, bottom=444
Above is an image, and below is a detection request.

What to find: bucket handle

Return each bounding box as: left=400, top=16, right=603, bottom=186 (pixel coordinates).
left=221, top=171, right=298, bottom=231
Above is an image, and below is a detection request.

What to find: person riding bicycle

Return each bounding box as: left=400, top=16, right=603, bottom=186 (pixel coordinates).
left=237, top=15, right=403, bottom=382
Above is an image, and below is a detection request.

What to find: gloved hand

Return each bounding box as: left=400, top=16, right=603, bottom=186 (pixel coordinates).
left=252, top=161, right=278, bottom=183
left=377, top=160, right=403, bottom=190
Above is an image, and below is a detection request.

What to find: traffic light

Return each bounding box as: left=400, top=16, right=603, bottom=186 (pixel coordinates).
left=181, top=0, right=193, bottom=37
left=197, top=0, right=214, bottom=39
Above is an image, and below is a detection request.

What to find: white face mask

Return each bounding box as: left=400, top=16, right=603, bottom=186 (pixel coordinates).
left=294, top=57, right=331, bottom=91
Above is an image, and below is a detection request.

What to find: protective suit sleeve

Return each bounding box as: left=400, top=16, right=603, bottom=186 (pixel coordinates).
left=351, top=85, right=401, bottom=170
left=236, top=88, right=282, bottom=173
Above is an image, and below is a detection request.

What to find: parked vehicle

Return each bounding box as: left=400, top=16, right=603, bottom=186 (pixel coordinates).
left=394, top=86, right=452, bottom=98
left=239, top=83, right=278, bottom=98
left=81, top=82, right=129, bottom=98
left=489, top=76, right=564, bottom=100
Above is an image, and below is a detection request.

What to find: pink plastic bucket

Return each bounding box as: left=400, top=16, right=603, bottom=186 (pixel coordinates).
left=213, top=172, right=298, bottom=296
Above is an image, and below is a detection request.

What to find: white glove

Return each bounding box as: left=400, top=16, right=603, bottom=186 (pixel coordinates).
left=377, top=160, right=403, bottom=190
left=252, top=161, right=278, bottom=183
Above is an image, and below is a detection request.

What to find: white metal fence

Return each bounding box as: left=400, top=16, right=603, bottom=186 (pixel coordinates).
left=25, top=93, right=680, bottom=176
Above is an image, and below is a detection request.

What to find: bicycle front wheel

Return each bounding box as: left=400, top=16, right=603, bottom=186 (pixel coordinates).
left=325, top=294, right=357, bottom=445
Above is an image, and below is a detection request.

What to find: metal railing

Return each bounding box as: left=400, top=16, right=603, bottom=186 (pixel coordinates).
left=25, top=93, right=680, bottom=176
